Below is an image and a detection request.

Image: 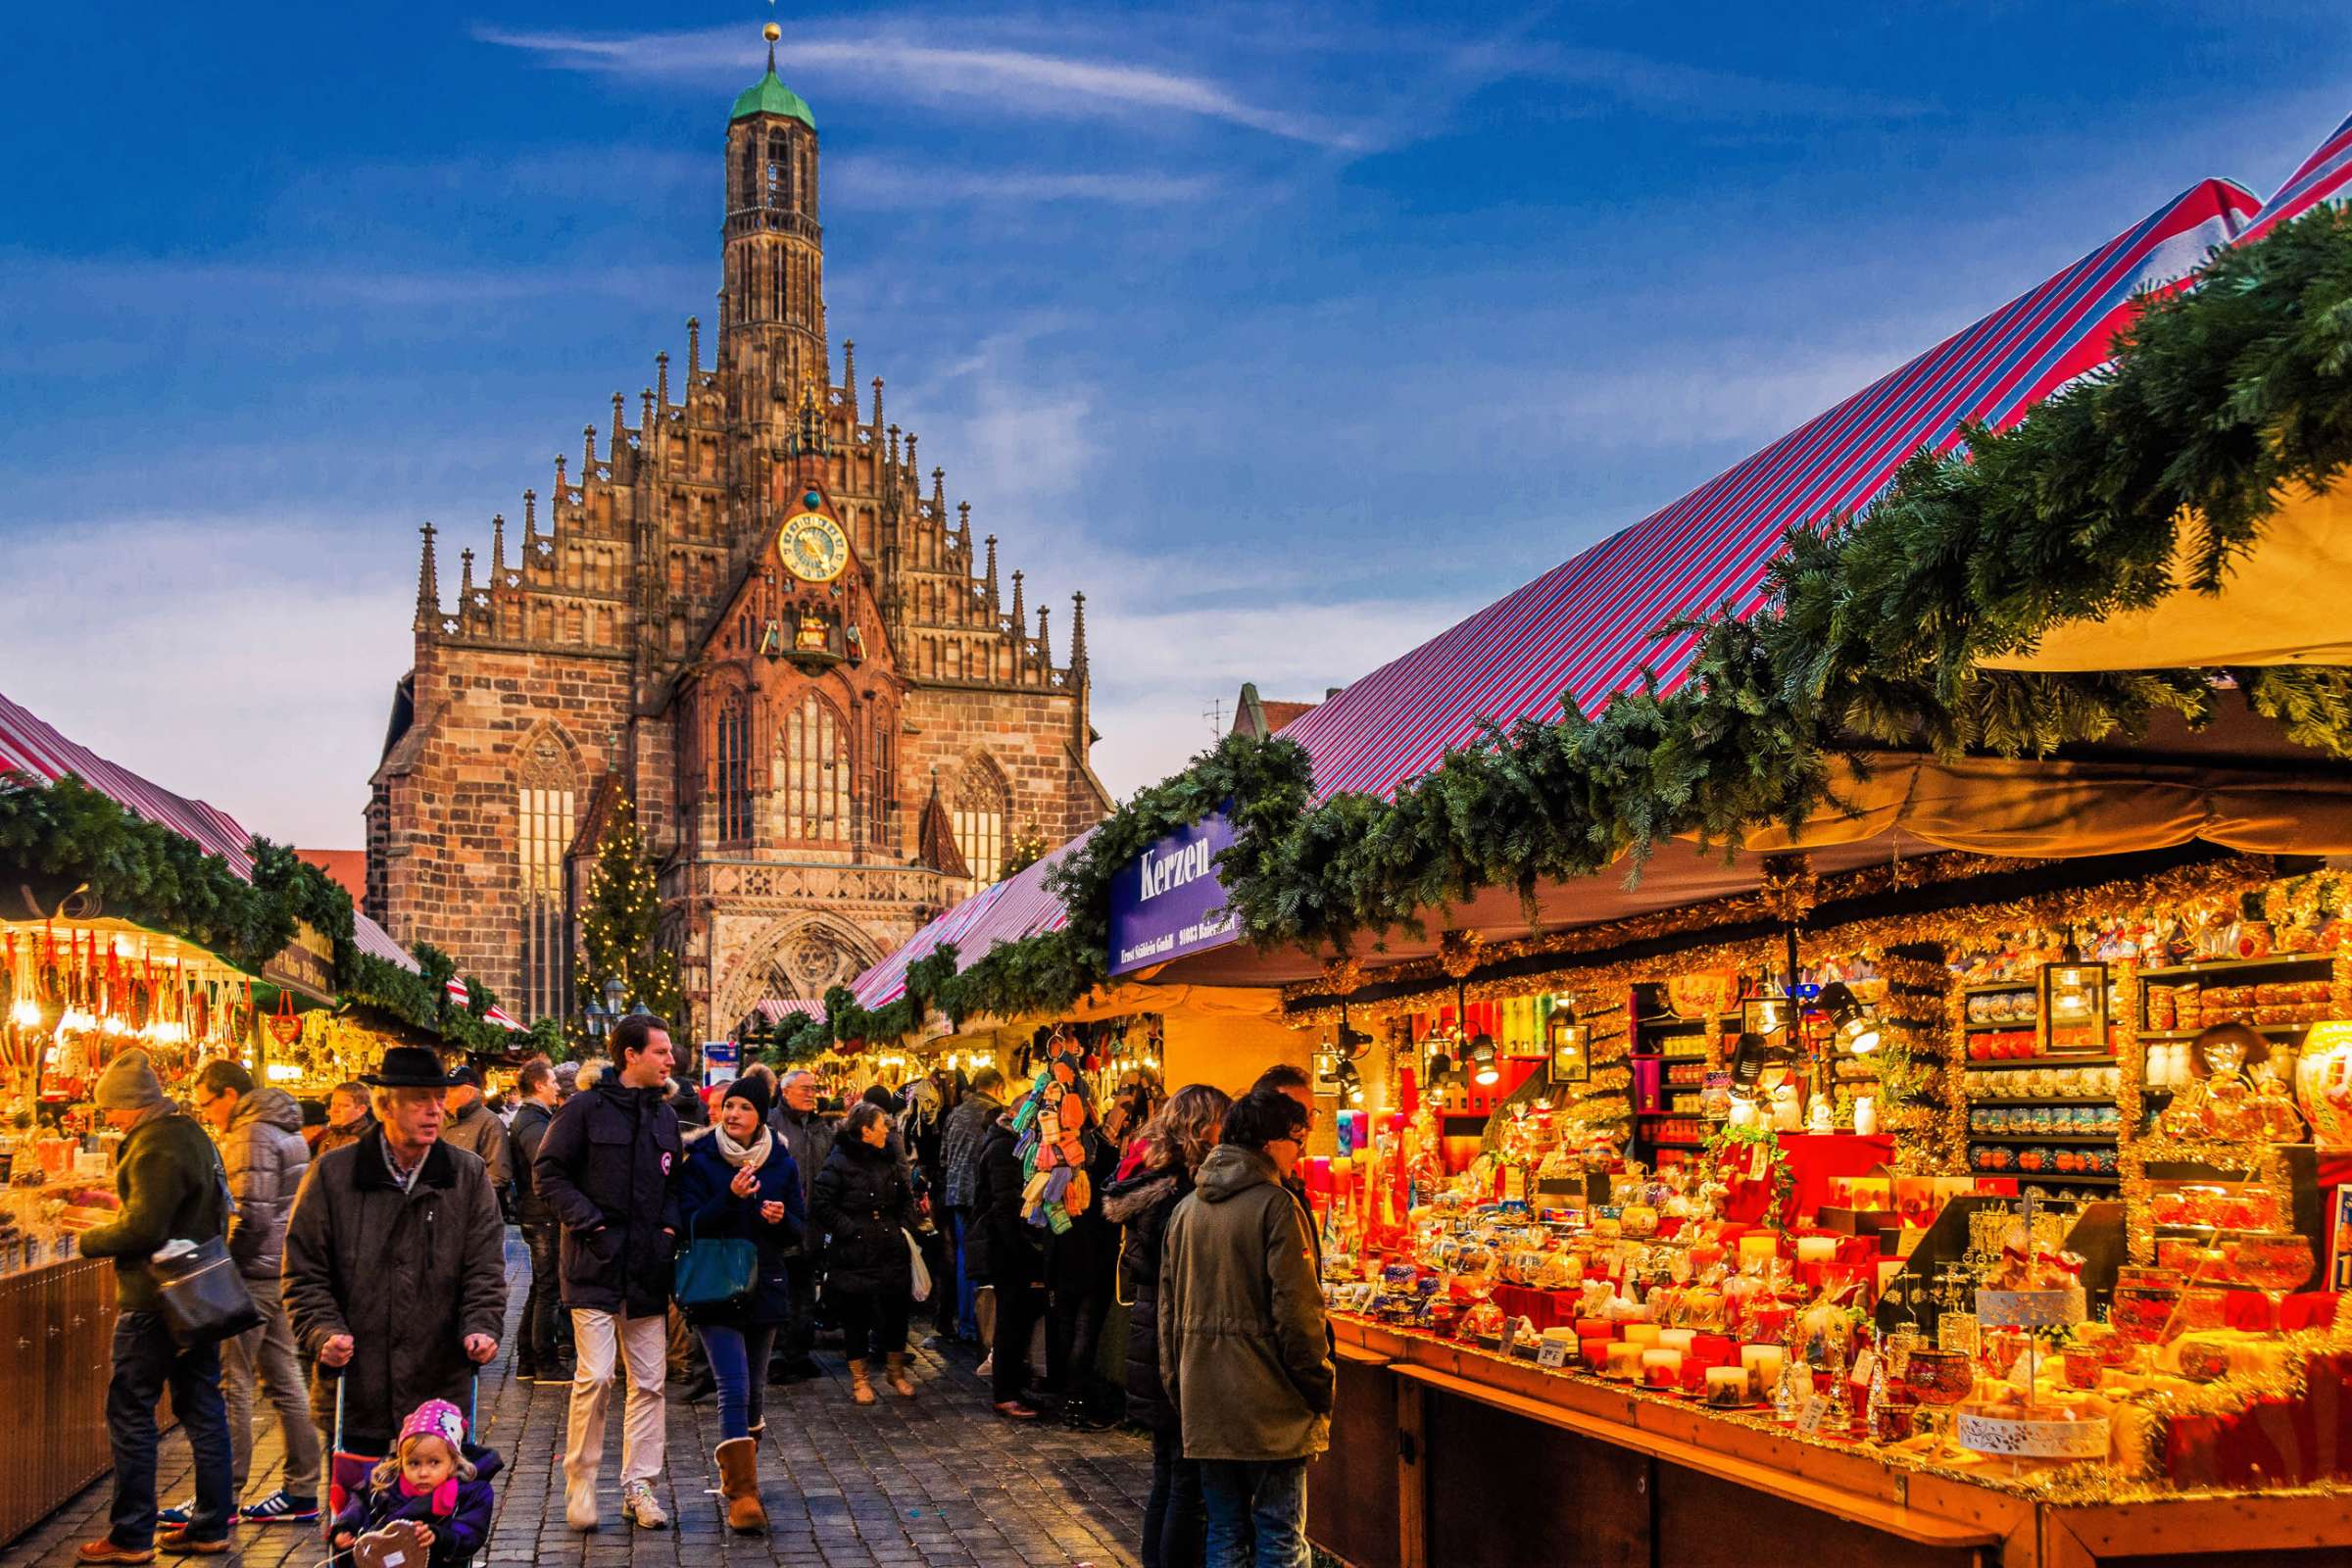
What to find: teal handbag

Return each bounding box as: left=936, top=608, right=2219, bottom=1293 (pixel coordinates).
left=672, top=1216, right=759, bottom=1310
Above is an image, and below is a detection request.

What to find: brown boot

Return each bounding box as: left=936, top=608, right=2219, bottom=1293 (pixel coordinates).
left=848, top=1358, right=876, bottom=1405
left=885, top=1351, right=915, bottom=1399
left=713, top=1438, right=766, bottom=1535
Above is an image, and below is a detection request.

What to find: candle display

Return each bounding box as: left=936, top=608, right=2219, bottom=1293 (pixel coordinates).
left=1622, top=1323, right=1662, bottom=1348
left=1604, top=1343, right=1645, bottom=1381
left=1740, top=1235, right=1780, bottom=1268
left=1796, top=1236, right=1838, bottom=1265
left=1642, top=1348, right=1684, bottom=1387
left=1741, top=1344, right=1786, bottom=1399
left=1705, top=1365, right=1752, bottom=1406
left=1657, top=1328, right=1696, bottom=1353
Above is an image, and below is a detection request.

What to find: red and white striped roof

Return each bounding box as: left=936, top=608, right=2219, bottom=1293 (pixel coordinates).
left=850, top=829, right=1094, bottom=1009
left=0, top=689, right=417, bottom=974
left=753, top=998, right=826, bottom=1024
left=2239, top=111, right=2352, bottom=245
left=1279, top=177, right=2261, bottom=801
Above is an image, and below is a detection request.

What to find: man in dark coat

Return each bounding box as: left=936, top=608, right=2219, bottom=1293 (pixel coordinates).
left=281, top=1048, right=506, bottom=1467
left=437, top=1064, right=513, bottom=1207
left=533, top=1014, right=683, bottom=1534
left=764, top=1067, right=835, bottom=1381
left=939, top=1066, right=1003, bottom=1344
left=508, top=1059, right=570, bottom=1383
left=975, top=1110, right=1047, bottom=1418
left=74, top=1050, right=237, bottom=1563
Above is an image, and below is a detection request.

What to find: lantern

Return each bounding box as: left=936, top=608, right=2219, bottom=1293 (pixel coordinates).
left=2039, top=954, right=2109, bottom=1055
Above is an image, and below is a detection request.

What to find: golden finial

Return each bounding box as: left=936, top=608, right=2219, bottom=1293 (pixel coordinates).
left=763, top=21, right=781, bottom=72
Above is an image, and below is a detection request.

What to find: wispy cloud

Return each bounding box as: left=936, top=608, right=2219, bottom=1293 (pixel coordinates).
left=826, top=155, right=1218, bottom=210
left=474, top=23, right=1375, bottom=150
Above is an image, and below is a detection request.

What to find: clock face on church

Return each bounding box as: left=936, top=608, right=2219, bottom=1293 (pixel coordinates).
left=777, top=511, right=850, bottom=583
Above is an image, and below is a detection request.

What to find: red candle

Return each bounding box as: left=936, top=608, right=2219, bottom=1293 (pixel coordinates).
left=1397, top=1067, right=1419, bottom=1116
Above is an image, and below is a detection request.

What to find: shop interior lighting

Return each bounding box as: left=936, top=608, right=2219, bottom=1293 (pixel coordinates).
left=1728, top=1031, right=1800, bottom=1102
left=1334, top=1056, right=1365, bottom=1106
left=1817, top=981, right=1880, bottom=1055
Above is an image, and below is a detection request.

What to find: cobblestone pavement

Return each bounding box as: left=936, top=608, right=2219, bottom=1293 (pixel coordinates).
left=14, top=1245, right=1151, bottom=1568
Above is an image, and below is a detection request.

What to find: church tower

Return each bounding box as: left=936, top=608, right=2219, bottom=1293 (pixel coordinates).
left=720, top=23, right=827, bottom=416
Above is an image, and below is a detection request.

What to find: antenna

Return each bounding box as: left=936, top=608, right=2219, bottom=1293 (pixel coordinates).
left=1202, top=698, right=1226, bottom=737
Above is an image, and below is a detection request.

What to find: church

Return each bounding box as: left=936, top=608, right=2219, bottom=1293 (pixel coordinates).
left=366, top=32, right=1110, bottom=1044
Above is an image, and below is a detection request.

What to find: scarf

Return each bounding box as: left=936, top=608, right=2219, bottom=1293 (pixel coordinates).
left=397, top=1471, right=459, bottom=1517
left=711, top=1121, right=773, bottom=1171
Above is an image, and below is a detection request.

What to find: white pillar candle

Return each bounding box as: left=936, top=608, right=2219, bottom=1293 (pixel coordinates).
left=1642, top=1348, right=1684, bottom=1387
left=1604, top=1342, right=1645, bottom=1380
left=1621, top=1323, right=1663, bottom=1348
left=1740, top=1344, right=1785, bottom=1397
left=1796, top=1236, right=1838, bottom=1264
left=1656, top=1328, right=1696, bottom=1352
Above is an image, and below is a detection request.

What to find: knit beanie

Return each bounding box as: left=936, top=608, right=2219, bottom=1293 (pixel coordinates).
left=94, top=1049, right=166, bottom=1112
left=400, top=1397, right=467, bottom=1448
left=720, top=1073, right=773, bottom=1122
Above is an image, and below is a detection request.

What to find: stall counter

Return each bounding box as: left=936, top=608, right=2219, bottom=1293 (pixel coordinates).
left=0, top=1257, right=127, bottom=1548
left=1311, top=1315, right=2352, bottom=1568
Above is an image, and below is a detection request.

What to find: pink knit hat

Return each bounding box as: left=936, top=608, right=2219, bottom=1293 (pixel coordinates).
left=400, top=1398, right=466, bottom=1450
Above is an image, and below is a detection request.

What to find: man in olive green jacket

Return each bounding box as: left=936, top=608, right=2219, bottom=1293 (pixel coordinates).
left=1158, top=1087, right=1332, bottom=1568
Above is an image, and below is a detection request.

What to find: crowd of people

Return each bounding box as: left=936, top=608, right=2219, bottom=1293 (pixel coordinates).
left=70, top=1018, right=1337, bottom=1568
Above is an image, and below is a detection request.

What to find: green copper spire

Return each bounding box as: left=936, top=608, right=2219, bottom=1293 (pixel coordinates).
left=731, top=23, right=816, bottom=128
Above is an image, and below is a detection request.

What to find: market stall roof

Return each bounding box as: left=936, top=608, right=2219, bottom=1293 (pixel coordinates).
left=753, top=998, right=825, bottom=1024
left=1277, top=176, right=2259, bottom=805
left=2238, top=110, right=2352, bottom=244
left=849, top=829, right=1092, bottom=1009
left=0, top=688, right=418, bottom=974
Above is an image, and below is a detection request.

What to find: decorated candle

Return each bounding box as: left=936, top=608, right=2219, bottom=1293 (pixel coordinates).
left=1604, top=1342, right=1645, bottom=1381
left=1739, top=1234, right=1780, bottom=1269
left=1579, top=1340, right=1612, bottom=1369
left=1335, top=1112, right=1355, bottom=1157
left=1704, top=1365, right=1750, bottom=1405
left=1656, top=1328, right=1697, bottom=1353
left=1621, top=1323, right=1662, bottom=1348
left=1795, top=1235, right=1838, bottom=1265
left=1740, top=1344, right=1785, bottom=1397
left=1641, top=1348, right=1684, bottom=1387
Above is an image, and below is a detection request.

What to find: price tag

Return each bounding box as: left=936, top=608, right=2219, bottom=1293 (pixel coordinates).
left=1748, top=1143, right=1771, bottom=1181
left=1849, top=1351, right=1877, bottom=1387
left=1496, top=1319, right=1521, bottom=1360
left=1794, top=1396, right=1831, bottom=1436
left=1536, top=1340, right=1572, bottom=1369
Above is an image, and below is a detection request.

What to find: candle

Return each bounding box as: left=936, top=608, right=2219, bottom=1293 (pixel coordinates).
left=1621, top=1323, right=1662, bottom=1348
left=1642, top=1348, right=1684, bottom=1387
left=1579, top=1340, right=1611, bottom=1369
left=1656, top=1328, right=1696, bottom=1353
left=1704, top=1365, right=1750, bottom=1406
left=1741, top=1344, right=1786, bottom=1398
left=1739, top=1234, right=1780, bottom=1268
left=1796, top=1236, right=1838, bottom=1265
left=1335, top=1112, right=1354, bottom=1157
left=1398, top=1067, right=1419, bottom=1115
left=1604, top=1343, right=1645, bottom=1381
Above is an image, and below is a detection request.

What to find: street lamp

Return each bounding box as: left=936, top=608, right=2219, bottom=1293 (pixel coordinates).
left=603, top=976, right=626, bottom=1017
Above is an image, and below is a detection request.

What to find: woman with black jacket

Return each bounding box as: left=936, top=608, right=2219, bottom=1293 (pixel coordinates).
left=673, top=1075, right=804, bottom=1533
left=810, top=1102, right=920, bottom=1405
left=1100, top=1083, right=1230, bottom=1568
left=973, top=1109, right=1047, bottom=1418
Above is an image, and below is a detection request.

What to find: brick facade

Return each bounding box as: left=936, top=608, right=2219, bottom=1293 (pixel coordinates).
left=367, top=63, right=1108, bottom=1044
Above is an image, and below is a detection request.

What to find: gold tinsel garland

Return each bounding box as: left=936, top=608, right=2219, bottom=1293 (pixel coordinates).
left=1282, top=854, right=2276, bottom=1027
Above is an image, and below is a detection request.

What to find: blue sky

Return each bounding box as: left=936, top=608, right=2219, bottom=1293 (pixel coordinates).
left=3, top=2, right=2347, bottom=845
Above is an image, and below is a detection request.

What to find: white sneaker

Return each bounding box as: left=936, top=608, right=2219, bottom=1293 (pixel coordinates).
left=621, top=1480, right=669, bottom=1530
left=564, top=1475, right=599, bottom=1532
left=975, top=1352, right=994, bottom=1378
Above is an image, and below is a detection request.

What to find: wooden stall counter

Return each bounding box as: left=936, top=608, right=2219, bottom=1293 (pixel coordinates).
left=1310, top=1314, right=2352, bottom=1568
left=0, top=1257, right=124, bottom=1549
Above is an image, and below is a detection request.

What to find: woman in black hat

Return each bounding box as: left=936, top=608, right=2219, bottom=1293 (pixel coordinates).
left=673, top=1074, right=804, bottom=1534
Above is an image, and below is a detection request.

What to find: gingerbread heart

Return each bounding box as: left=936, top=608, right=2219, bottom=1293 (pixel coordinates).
left=351, top=1518, right=430, bottom=1568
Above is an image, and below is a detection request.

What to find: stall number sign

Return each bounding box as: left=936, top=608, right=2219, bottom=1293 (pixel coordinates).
left=1536, top=1340, right=1572, bottom=1369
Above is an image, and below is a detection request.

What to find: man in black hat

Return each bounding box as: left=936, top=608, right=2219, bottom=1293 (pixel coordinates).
left=281, top=1047, right=507, bottom=1461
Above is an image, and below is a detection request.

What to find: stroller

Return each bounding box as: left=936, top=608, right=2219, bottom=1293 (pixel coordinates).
left=322, top=1367, right=484, bottom=1566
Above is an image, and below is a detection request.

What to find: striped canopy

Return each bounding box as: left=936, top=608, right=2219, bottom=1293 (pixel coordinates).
left=753, top=998, right=826, bottom=1024
left=2239, top=112, right=2352, bottom=245
left=0, top=688, right=417, bottom=974
left=850, top=829, right=1092, bottom=1009
left=1280, top=177, right=2262, bottom=802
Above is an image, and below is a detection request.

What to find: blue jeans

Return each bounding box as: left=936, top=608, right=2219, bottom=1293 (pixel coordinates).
left=697, top=1322, right=778, bottom=1441
left=108, top=1308, right=234, bottom=1546
left=1200, top=1458, right=1307, bottom=1568
left=950, top=1208, right=979, bottom=1340
left=1145, top=1427, right=1203, bottom=1568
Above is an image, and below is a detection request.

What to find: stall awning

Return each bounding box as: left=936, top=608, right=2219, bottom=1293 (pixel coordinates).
left=1278, top=178, right=2259, bottom=803
left=2239, top=111, right=2352, bottom=245
left=849, top=829, right=1093, bottom=1008
left=0, top=688, right=419, bottom=975
left=753, top=998, right=825, bottom=1024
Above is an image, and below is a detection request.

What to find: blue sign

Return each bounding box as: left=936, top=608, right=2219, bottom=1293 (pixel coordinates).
left=1108, top=809, right=1242, bottom=976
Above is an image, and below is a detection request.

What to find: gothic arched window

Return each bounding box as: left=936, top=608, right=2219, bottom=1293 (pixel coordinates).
left=714, top=698, right=753, bottom=842
left=954, top=756, right=1008, bottom=883
left=779, top=692, right=849, bottom=843
left=516, top=728, right=578, bottom=1024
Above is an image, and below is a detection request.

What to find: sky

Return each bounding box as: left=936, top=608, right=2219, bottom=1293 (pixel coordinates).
left=2, top=2, right=2348, bottom=847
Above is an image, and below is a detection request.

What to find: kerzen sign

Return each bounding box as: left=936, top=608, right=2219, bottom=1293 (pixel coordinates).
left=1108, top=810, right=1240, bottom=976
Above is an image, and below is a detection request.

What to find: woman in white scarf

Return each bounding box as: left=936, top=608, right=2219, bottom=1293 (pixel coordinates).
left=673, top=1072, right=805, bottom=1534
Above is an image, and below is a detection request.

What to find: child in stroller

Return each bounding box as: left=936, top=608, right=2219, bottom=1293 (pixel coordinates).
left=327, top=1398, right=501, bottom=1567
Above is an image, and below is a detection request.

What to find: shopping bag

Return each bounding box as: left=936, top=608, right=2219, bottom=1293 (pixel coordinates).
left=905, top=1229, right=932, bottom=1303
left=673, top=1221, right=759, bottom=1310
left=152, top=1236, right=262, bottom=1347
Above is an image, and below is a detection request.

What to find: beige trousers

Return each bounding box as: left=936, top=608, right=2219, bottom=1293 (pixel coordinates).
left=564, top=1307, right=667, bottom=1492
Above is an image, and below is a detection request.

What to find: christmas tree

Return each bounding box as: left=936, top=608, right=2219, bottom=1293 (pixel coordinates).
left=576, top=789, right=683, bottom=1029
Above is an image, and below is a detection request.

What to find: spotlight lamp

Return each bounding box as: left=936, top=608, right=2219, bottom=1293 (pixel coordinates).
left=1334, top=1056, right=1365, bottom=1106
left=1469, top=1035, right=1499, bottom=1087
left=1817, top=980, right=1880, bottom=1055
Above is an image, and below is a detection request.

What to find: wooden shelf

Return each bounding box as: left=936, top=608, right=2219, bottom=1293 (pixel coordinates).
left=2137, top=1023, right=2318, bottom=1040
left=1969, top=1095, right=2113, bottom=1106
left=1964, top=980, right=2038, bottom=995
left=1963, top=1022, right=2041, bottom=1033
left=2136, top=954, right=2334, bottom=980
left=1969, top=1054, right=2118, bottom=1070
